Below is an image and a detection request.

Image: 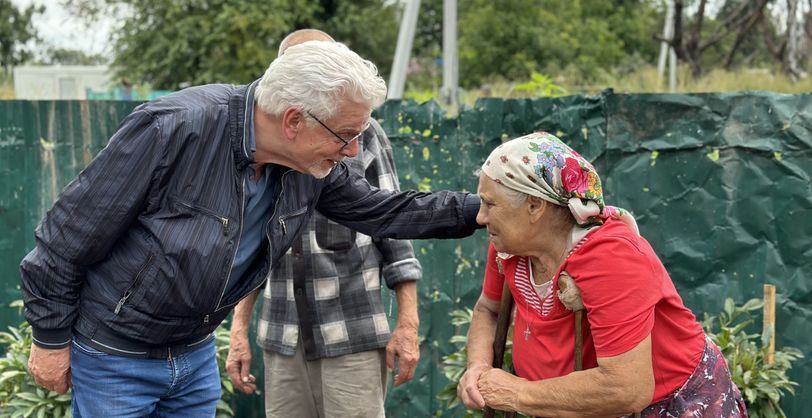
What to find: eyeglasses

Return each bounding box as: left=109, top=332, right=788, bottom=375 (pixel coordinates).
left=306, top=111, right=369, bottom=150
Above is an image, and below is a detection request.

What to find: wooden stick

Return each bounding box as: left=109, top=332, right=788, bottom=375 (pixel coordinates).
left=560, top=277, right=639, bottom=418
left=557, top=276, right=584, bottom=372
left=763, top=284, right=776, bottom=365
left=484, top=280, right=517, bottom=418
left=574, top=310, right=583, bottom=371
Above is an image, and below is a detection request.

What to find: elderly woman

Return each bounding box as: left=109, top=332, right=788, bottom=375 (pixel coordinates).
left=458, top=132, right=746, bottom=417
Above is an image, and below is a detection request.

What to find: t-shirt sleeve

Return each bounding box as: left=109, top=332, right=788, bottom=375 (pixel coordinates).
left=482, top=243, right=505, bottom=302
left=571, top=234, right=662, bottom=358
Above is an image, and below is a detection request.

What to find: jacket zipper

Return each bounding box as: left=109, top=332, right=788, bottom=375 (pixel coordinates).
left=278, top=207, right=307, bottom=236
left=274, top=171, right=299, bottom=237
left=114, top=254, right=155, bottom=314
left=213, top=170, right=293, bottom=313
left=213, top=177, right=247, bottom=311
left=270, top=170, right=292, bottom=251
left=176, top=200, right=230, bottom=235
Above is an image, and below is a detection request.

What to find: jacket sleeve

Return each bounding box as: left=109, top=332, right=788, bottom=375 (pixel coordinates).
left=362, top=120, right=422, bottom=289
left=20, top=109, right=165, bottom=348
left=316, top=151, right=482, bottom=242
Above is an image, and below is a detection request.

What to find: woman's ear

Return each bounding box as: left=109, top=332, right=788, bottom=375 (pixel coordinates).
left=527, top=196, right=547, bottom=222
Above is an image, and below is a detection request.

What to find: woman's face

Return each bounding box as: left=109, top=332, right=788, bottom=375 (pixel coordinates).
left=476, top=173, right=534, bottom=254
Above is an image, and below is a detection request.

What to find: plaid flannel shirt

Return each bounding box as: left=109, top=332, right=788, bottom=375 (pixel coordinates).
left=256, top=119, right=422, bottom=360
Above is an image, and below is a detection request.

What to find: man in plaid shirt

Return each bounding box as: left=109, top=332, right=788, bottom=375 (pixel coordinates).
left=227, top=30, right=421, bottom=417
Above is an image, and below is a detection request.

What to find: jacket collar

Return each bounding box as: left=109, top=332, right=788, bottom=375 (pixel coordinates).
left=229, top=80, right=260, bottom=171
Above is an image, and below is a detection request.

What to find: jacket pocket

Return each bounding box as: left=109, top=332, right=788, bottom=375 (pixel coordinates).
left=277, top=207, right=308, bottom=236
left=174, top=199, right=231, bottom=236
left=113, top=254, right=154, bottom=315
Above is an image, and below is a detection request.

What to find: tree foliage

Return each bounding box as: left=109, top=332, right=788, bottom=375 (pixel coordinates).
left=65, top=0, right=399, bottom=90
left=0, top=0, right=44, bottom=74
left=63, top=0, right=812, bottom=91
left=35, top=47, right=107, bottom=66
left=455, top=0, right=662, bottom=87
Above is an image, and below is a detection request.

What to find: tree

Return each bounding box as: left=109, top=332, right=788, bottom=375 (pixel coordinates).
left=784, top=0, right=802, bottom=81
left=65, top=0, right=399, bottom=90
left=456, top=0, right=662, bottom=87
left=668, top=0, right=773, bottom=77
left=36, top=46, right=107, bottom=66
left=0, top=0, right=44, bottom=75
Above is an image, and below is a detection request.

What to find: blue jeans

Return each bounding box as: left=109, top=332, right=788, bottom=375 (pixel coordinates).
left=70, top=338, right=221, bottom=417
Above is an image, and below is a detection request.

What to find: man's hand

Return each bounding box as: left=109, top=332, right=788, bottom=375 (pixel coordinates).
left=457, top=362, right=491, bottom=410
left=477, top=367, right=526, bottom=412
left=226, top=330, right=256, bottom=394
left=386, top=324, right=419, bottom=386
left=28, top=344, right=71, bottom=394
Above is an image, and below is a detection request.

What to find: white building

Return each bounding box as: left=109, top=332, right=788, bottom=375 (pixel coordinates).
left=13, top=66, right=111, bottom=100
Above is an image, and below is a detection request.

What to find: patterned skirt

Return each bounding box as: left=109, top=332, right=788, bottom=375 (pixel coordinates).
left=627, top=336, right=748, bottom=418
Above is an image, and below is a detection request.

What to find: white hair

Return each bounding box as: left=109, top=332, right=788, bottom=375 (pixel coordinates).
left=498, top=183, right=530, bottom=208
left=255, top=41, right=387, bottom=121
left=494, top=180, right=574, bottom=226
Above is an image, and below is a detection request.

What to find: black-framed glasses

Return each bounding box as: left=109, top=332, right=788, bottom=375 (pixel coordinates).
left=306, top=111, right=369, bottom=150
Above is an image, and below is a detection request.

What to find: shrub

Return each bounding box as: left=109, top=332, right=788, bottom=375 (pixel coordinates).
left=701, top=298, right=803, bottom=418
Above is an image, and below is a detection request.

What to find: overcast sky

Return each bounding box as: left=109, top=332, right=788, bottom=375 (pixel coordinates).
left=11, top=0, right=114, bottom=58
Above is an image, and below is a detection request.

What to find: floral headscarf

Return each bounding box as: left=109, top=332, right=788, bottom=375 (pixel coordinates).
left=481, top=131, right=638, bottom=234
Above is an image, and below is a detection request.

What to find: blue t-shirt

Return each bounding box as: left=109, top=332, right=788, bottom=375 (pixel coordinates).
left=227, top=100, right=278, bottom=293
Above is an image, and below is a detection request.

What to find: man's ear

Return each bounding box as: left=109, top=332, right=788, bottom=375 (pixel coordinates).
left=281, top=107, right=303, bottom=140
left=527, top=196, right=547, bottom=223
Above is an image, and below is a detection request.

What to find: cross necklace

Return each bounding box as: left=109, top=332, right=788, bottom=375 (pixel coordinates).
left=524, top=239, right=570, bottom=341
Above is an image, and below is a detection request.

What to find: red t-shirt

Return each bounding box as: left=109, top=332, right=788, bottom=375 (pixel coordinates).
left=482, top=220, right=705, bottom=403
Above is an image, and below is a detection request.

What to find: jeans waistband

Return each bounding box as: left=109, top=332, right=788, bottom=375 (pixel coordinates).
left=74, top=332, right=214, bottom=359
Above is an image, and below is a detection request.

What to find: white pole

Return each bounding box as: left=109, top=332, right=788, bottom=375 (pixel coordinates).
left=657, top=0, right=675, bottom=88
left=668, top=43, right=677, bottom=92
left=388, top=0, right=422, bottom=100
left=440, top=0, right=459, bottom=106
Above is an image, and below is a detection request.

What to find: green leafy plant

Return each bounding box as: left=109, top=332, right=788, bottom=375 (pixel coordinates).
left=0, top=301, right=236, bottom=417
left=437, top=308, right=526, bottom=418
left=213, top=321, right=236, bottom=418
left=0, top=300, right=72, bottom=418
left=510, top=72, right=568, bottom=98
left=701, top=298, right=803, bottom=418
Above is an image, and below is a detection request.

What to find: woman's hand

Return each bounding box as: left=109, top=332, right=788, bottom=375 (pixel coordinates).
left=477, top=367, right=527, bottom=412
left=458, top=362, right=492, bottom=409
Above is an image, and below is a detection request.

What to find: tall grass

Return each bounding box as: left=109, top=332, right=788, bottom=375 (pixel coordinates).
left=412, top=65, right=812, bottom=109
left=602, top=65, right=812, bottom=94
left=0, top=73, right=15, bottom=99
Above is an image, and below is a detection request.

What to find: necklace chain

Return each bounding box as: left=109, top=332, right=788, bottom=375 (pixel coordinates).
left=523, top=234, right=573, bottom=341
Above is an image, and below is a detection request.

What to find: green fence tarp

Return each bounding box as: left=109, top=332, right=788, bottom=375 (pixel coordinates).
left=1, top=92, right=810, bottom=417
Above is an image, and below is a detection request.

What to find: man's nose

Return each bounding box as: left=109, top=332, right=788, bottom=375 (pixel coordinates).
left=340, top=139, right=360, bottom=158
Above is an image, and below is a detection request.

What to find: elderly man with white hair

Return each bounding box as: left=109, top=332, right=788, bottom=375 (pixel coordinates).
left=20, top=41, right=481, bottom=417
